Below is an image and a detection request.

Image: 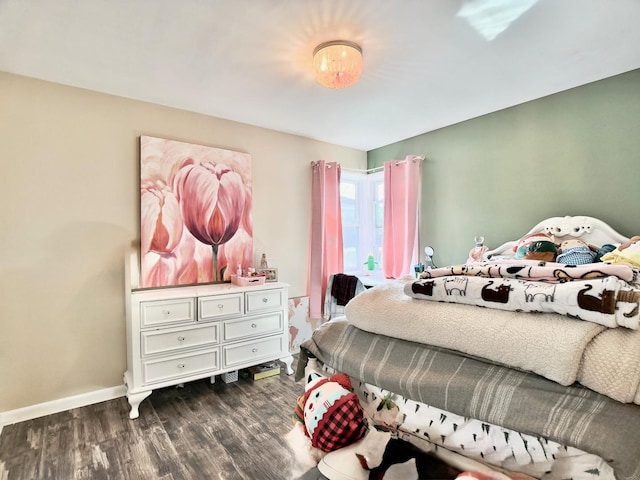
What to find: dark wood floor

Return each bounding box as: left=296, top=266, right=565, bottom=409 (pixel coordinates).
left=0, top=362, right=306, bottom=480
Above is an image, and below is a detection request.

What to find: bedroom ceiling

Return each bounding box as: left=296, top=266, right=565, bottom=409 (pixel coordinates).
left=1, top=0, right=639, bottom=151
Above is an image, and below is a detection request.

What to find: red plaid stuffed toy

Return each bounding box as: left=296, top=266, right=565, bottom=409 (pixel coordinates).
left=294, top=372, right=368, bottom=452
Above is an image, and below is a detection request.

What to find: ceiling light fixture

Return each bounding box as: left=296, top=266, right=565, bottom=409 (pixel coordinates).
left=313, top=40, right=363, bottom=89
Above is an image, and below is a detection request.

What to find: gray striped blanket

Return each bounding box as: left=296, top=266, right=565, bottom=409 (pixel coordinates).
left=299, top=320, right=640, bottom=480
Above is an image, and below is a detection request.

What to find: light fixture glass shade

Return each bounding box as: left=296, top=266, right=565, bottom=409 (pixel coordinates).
left=313, top=40, right=363, bottom=89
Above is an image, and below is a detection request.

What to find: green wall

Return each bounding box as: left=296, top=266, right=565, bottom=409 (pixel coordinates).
left=368, top=69, right=640, bottom=267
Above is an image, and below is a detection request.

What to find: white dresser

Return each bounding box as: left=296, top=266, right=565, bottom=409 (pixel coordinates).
left=123, top=253, right=293, bottom=419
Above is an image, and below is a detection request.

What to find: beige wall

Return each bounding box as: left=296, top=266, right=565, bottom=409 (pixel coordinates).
left=0, top=72, right=366, bottom=412
left=368, top=69, right=640, bottom=267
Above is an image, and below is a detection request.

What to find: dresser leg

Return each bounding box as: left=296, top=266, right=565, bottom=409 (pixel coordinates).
left=126, top=390, right=152, bottom=419
left=280, top=355, right=294, bottom=375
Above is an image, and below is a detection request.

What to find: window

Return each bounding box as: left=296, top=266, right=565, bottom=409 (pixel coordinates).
left=340, top=170, right=384, bottom=274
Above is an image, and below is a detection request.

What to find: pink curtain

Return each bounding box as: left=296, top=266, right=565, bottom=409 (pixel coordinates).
left=308, top=161, right=344, bottom=321
left=382, top=155, right=422, bottom=279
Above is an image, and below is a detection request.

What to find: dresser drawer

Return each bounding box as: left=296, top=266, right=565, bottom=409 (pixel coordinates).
left=245, top=289, right=285, bottom=313
left=141, top=323, right=219, bottom=357
left=222, top=335, right=285, bottom=368
left=199, top=293, right=243, bottom=321
left=142, top=348, right=219, bottom=385
left=222, top=312, right=283, bottom=342
left=140, top=298, right=195, bottom=328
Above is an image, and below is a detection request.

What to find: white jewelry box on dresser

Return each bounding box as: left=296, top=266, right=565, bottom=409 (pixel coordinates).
left=123, top=248, right=293, bottom=419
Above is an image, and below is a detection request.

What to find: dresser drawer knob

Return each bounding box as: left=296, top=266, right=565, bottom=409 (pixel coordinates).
left=262, top=298, right=268, bottom=303
left=177, top=363, right=185, bottom=369
left=163, top=310, right=171, bottom=316
left=252, top=348, right=258, bottom=353
left=251, top=323, right=257, bottom=329
left=177, top=336, right=185, bottom=341
left=218, top=304, right=224, bottom=309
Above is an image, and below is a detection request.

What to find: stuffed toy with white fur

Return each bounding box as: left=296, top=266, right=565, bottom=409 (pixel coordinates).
left=286, top=371, right=369, bottom=478
left=294, top=371, right=369, bottom=452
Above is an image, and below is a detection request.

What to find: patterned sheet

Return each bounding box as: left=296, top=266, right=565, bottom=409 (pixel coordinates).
left=298, top=320, right=640, bottom=480
left=354, top=382, right=614, bottom=480
left=420, top=260, right=640, bottom=285
left=406, top=275, right=640, bottom=329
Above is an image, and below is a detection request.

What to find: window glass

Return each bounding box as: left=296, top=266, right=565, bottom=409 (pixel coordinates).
left=340, top=171, right=383, bottom=274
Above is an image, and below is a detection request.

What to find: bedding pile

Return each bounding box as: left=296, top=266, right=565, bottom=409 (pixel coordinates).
left=299, top=320, right=640, bottom=480
left=300, top=219, right=640, bottom=480
left=345, top=277, right=640, bottom=403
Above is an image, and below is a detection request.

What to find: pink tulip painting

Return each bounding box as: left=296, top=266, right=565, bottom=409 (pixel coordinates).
left=173, top=160, right=246, bottom=282
left=139, top=136, right=252, bottom=287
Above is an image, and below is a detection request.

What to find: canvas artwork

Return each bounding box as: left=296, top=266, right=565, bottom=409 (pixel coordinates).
left=140, top=136, right=252, bottom=288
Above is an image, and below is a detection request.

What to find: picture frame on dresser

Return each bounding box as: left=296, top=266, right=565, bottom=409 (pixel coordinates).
left=259, top=267, right=278, bottom=282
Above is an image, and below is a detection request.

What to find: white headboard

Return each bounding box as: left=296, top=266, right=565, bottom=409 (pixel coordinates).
left=484, top=215, right=630, bottom=260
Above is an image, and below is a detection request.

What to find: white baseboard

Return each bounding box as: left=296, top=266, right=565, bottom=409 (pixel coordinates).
left=0, top=385, right=126, bottom=433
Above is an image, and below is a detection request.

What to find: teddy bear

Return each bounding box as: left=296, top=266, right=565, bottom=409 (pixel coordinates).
left=556, top=238, right=597, bottom=265
left=513, top=232, right=557, bottom=262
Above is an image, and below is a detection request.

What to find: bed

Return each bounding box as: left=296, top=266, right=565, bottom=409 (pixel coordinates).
left=297, top=215, right=640, bottom=480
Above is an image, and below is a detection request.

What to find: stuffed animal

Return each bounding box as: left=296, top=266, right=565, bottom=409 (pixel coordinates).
left=364, top=392, right=402, bottom=429
left=357, top=436, right=463, bottom=480
left=513, top=232, right=557, bottom=262
left=293, top=372, right=369, bottom=453
left=601, top=236, right=640, bottom=268
left=318, top=429, right=511, bottom=480
left=556, top=239, right=597, bottom=265
left=289, top=372, right=513, bottom=480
